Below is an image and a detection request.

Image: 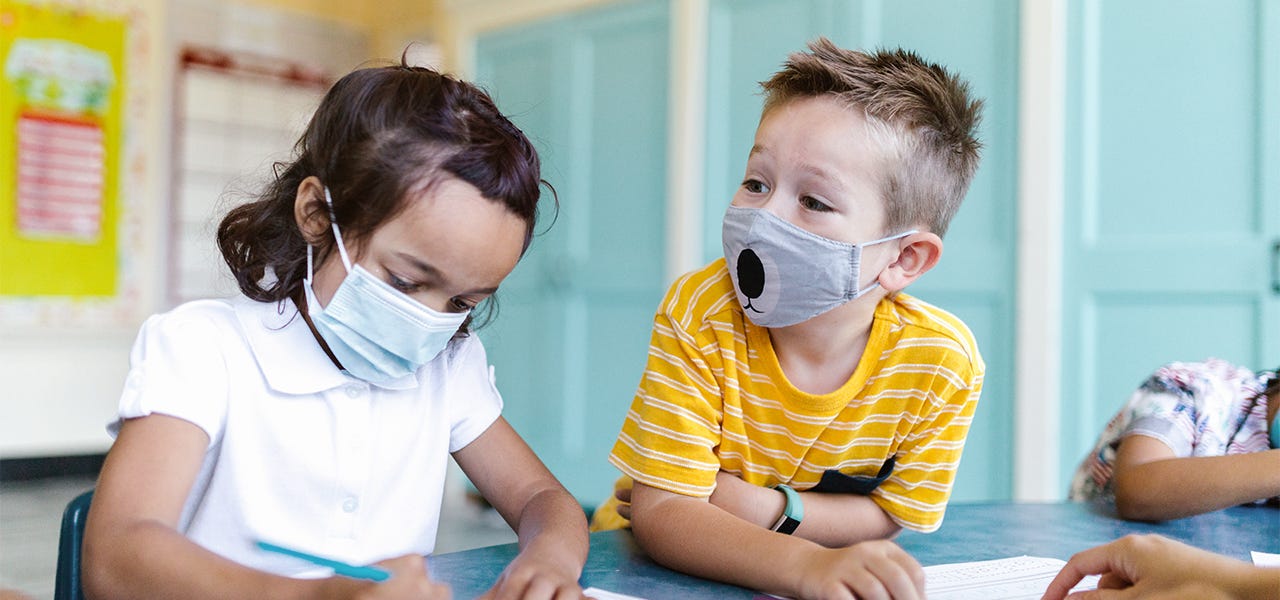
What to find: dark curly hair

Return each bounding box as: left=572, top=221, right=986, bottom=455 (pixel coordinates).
left=216, top=61, right=549, bottom=331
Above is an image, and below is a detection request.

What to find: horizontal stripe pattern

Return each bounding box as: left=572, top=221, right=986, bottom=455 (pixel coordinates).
left=608, top=260, right=983, bottom=532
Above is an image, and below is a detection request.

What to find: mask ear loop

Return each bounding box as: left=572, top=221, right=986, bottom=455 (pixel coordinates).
left=323, top=186, right=353, bottom=272
left=852, top=229, right=919, bottom=297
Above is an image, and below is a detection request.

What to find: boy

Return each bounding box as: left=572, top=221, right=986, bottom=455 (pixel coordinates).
left=592, top=38, right=985, bottom=599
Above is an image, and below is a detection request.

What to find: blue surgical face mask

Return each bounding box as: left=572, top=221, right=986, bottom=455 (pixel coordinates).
left=722, top=205, right=915, bottom=328
left=303, top=187, right=469, bottom=384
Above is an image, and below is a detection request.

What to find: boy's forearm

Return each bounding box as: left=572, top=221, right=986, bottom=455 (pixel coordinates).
left=631, top=485, right=820, bottom=597
left=1233, top=564, right=1280, bottom=600
left=1113, top=450, right=1280, bottom=521
left=794, top=492, right=901, bottom=547
left=708, top=471, right=900, bottom=547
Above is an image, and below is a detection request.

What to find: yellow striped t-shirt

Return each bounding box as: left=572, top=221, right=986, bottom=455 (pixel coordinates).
left=601, top=259, right=983, bottom=533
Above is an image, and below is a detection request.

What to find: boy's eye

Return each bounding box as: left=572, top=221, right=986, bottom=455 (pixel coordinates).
left=742, top=179, right=769, bottom=194
left=799, top=196, right=833, bottom=212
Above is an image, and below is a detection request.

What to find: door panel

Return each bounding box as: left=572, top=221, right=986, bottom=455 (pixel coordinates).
left=1060, top=0, right=1280, bottom=492
left=475, top=1, right=669, bottom=505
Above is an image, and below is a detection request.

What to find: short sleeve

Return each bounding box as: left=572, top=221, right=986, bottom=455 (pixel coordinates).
left=1118, top=377, right=1198, bottom=457
left=444, top=335, right=504, bottom=453
left=607, top=306, right=723, bottom=498
left=872, top=357, right=983, bottom=533
left=109, top=311, right=230, bottom=447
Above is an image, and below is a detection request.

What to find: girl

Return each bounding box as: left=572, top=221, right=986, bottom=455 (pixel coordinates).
left=83, top=63, right=589, bottom=599
left=1069, top=358, right=1280, bottom=521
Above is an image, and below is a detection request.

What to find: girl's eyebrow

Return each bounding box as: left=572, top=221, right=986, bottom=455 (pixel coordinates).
left=397, top=252, right=499, bottom=295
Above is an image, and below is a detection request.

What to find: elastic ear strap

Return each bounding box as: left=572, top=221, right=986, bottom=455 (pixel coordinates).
left=866, top=229, right=919, bottom=246
left=854, top=229, right=920, bottom=296
left=323, top=187, right=353, bottom=270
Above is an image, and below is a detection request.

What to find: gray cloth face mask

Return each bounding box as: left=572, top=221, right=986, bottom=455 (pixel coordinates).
left=721, top=205, right=915, bottom=328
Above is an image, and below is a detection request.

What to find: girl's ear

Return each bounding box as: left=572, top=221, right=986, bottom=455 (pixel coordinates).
left=294, top=176, right=330, bottom=244
left=877, top=232, right=943, bottom=293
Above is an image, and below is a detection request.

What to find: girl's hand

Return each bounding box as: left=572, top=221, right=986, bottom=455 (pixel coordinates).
left=790, top=540, right=925, bottom=600
left=478, top=551, right=586, bottom=600
left=331, top=555, right=450, bottom=600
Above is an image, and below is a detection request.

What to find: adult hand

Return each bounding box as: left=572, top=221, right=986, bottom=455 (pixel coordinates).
left=790, top=539, right=924, bottom=600
left=1041, top=534, right=1252, bottom=600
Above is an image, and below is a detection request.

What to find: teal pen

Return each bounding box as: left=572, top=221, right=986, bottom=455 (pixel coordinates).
left=256, top=540, right=392, bottom=582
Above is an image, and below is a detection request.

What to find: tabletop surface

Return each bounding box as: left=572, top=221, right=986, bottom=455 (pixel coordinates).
left=427, top=502, right=1280, bottom=599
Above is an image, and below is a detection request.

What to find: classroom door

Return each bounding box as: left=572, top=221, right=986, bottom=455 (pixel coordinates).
left=703, top=0, right=1020, bottom=501
left=1058, top=0, right=1280, bottom=490
left=474, top=1, right=670, bottom=506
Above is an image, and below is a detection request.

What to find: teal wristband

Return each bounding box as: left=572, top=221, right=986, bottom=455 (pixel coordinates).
left=770, top=484, right=803, bottom=534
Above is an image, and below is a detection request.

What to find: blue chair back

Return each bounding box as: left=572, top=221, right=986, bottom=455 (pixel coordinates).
left=55, top=490, right=93, bottom=600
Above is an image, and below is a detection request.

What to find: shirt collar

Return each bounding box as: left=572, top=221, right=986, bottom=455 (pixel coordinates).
left=234, top=296, right=419, bottom=394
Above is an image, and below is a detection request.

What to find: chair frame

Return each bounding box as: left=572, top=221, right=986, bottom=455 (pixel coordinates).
left=54, top=490, right=93, bottom=600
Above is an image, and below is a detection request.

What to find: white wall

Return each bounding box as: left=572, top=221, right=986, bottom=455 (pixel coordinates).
left=0, top=0, right=369, bottom=459
left=0, top=0, right=167, bottom=459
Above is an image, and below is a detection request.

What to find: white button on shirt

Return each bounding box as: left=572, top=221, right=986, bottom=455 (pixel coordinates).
left=110, top=296, right=504, bottom=576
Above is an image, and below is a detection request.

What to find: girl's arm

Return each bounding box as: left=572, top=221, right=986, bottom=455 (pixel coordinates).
left=452, top=417, right=588, bottom=600
left=84, top=415, right=444, bottom=600
left=1111, top=435, right=1280, bottom=521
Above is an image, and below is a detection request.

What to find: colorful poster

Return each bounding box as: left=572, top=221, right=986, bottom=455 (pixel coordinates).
left=0, top=3, right=125, bottom=296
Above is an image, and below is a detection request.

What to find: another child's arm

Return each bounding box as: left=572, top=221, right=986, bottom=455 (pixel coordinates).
left=1110, top=435, right=1280, bottom=521
left=1041, top=534, right=1280, bottom=600
left=84, top=415, right=447, bottom=600
left=629, top=481, right=924, bottom=600
left=452, top=416, right=588, bottom=600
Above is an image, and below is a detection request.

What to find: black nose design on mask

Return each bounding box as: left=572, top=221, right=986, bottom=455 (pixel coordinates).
left=737, top=249, right=765, bottom=313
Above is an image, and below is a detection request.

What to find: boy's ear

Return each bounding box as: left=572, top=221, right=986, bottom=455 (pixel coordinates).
left=294, top=176, right=331, bottom=244
left=877, top=232, right=943, bottom=293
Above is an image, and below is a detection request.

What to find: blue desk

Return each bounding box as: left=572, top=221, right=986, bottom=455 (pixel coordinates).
left=427, top=502, right=1279, bottom=599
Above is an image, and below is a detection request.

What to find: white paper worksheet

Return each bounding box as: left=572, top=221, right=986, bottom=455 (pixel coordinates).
left=1251, top=551, right=1280, bottom=567
left=924, top=555, right=1099, bottom=600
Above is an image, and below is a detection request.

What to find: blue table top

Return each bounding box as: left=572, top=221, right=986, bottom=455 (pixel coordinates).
left=427, top=502, right=1279, bottom=599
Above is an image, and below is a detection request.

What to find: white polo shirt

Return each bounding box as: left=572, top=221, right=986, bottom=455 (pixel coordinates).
left=109, top=295, right=503, bottom=576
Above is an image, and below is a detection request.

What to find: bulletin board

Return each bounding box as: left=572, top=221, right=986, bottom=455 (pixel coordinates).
left=0, top=2, right=125, bottom=296
left=0, top=0, right=152, bottom=330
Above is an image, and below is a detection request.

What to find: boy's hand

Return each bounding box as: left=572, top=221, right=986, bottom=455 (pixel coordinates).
left=479, top=550, right=586, bottom=600
left=790, top=540, right=924, bottom=600
left=613, top=483, right=633, bottom=520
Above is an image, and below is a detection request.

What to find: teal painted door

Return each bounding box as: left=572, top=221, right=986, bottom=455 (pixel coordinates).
left=1060, top=0, right=1280, bottom=493
left=704, top=0, right=1020, bottom=501
left=474, top=1, right=670, bottom=506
